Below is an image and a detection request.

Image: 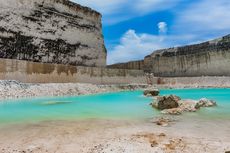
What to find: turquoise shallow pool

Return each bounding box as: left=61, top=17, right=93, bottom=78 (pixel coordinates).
left=0, top=89, right=230, bottom=125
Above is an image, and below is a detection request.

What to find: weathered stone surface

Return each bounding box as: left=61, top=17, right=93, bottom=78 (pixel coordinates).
left=0, top=0, right=106, bottom=67
left=143, top=89, right=159, bottom=96
left=152, top=95, right=181, bottom=110
left=0, top=58, right=146, bottom=84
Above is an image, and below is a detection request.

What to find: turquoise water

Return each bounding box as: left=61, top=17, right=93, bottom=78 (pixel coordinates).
left=0, top=89, right=230, bottom=125
left=0, top=91, right=154, bottom=125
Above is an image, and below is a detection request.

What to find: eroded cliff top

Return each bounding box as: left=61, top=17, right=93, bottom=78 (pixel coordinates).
left=147, top=34, right=230, bottom=58
left=0, top=0, right=101, bottom=17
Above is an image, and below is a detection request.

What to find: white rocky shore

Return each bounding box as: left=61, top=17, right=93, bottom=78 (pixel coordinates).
left=0, top=80, right=149, bottom=100
left=0, top=81, right=229, bottom=153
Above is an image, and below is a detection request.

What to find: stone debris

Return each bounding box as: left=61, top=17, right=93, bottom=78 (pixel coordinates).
left=0, top=80, right=149, bottom=100
left=143, top=89, right=160, bottom=97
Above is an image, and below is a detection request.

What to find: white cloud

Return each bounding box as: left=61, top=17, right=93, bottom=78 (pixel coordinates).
left=174, top=0, right=230, bottom=37
left=107, top=29, right=199, bottom=65
left=158, top=22, right=167, bottom=34
left=73, top=0, right=230, bottom=64
left=107, top=30, right=165, bottom=64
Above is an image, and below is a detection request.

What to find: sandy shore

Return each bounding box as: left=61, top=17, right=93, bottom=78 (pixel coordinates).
left=0, top=80, right=229, bottom=153
left=0, top=116, right=229, bottom=153
left=0, top=80, right=149, bottom=101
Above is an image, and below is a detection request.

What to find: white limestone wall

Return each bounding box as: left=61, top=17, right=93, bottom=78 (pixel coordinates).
left=0, top=0, right=106, bottom=67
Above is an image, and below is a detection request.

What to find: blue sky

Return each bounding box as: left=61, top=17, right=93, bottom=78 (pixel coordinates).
left=73, top=0, right=230, bottom=64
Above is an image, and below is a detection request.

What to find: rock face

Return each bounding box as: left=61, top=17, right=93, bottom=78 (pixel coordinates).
left=0, top=0, right=106, bottom=67
left=110, top=34, right=230, bottom=77
left=144, top=34, right=230, bottom=76
left=108, top=60, right=144, bottom=70
left=152, top=95, right=180, bottom=110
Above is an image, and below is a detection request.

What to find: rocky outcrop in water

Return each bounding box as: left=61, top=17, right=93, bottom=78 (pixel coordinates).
left=151, top=96, right=217, bottom=115
left=0, top=0, right=106, bottom=67
left=152, top=95, right=181, bottom=110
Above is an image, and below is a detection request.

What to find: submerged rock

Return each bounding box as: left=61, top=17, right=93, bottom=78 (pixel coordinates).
left=143, top=89, right=160, bottom=97
left=195, top=98, right=217, bottom=109
left=41, top=101, right=72, bottom=106
left=152, top=95, right=180, bottom=110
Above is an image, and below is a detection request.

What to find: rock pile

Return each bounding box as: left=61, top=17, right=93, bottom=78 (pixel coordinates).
left=151, top=95, right=217, bottom=115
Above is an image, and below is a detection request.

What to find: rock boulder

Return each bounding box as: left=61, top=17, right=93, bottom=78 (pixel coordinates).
left=144, top=89, right=160, bottom=97
left=152, top=95, right=181, bottom=110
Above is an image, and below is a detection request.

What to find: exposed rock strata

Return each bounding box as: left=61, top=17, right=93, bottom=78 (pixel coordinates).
left=0, top=0, right=106, bottom=67
left=108, top=60, right=144, bottom=70
left=144, top=34, right=230, bottom=76
left=111, top=34, right=230, bottom=77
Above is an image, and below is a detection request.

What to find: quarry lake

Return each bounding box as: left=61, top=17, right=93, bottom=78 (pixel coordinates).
left=0, top=89, right=230, bottom=126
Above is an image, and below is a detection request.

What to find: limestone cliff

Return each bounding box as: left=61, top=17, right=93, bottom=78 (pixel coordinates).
left=144, top=34, right=230, bottom=76
left=0, top=0, right=106, bottom=67
left=110, top=34, right=230, bottom=77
